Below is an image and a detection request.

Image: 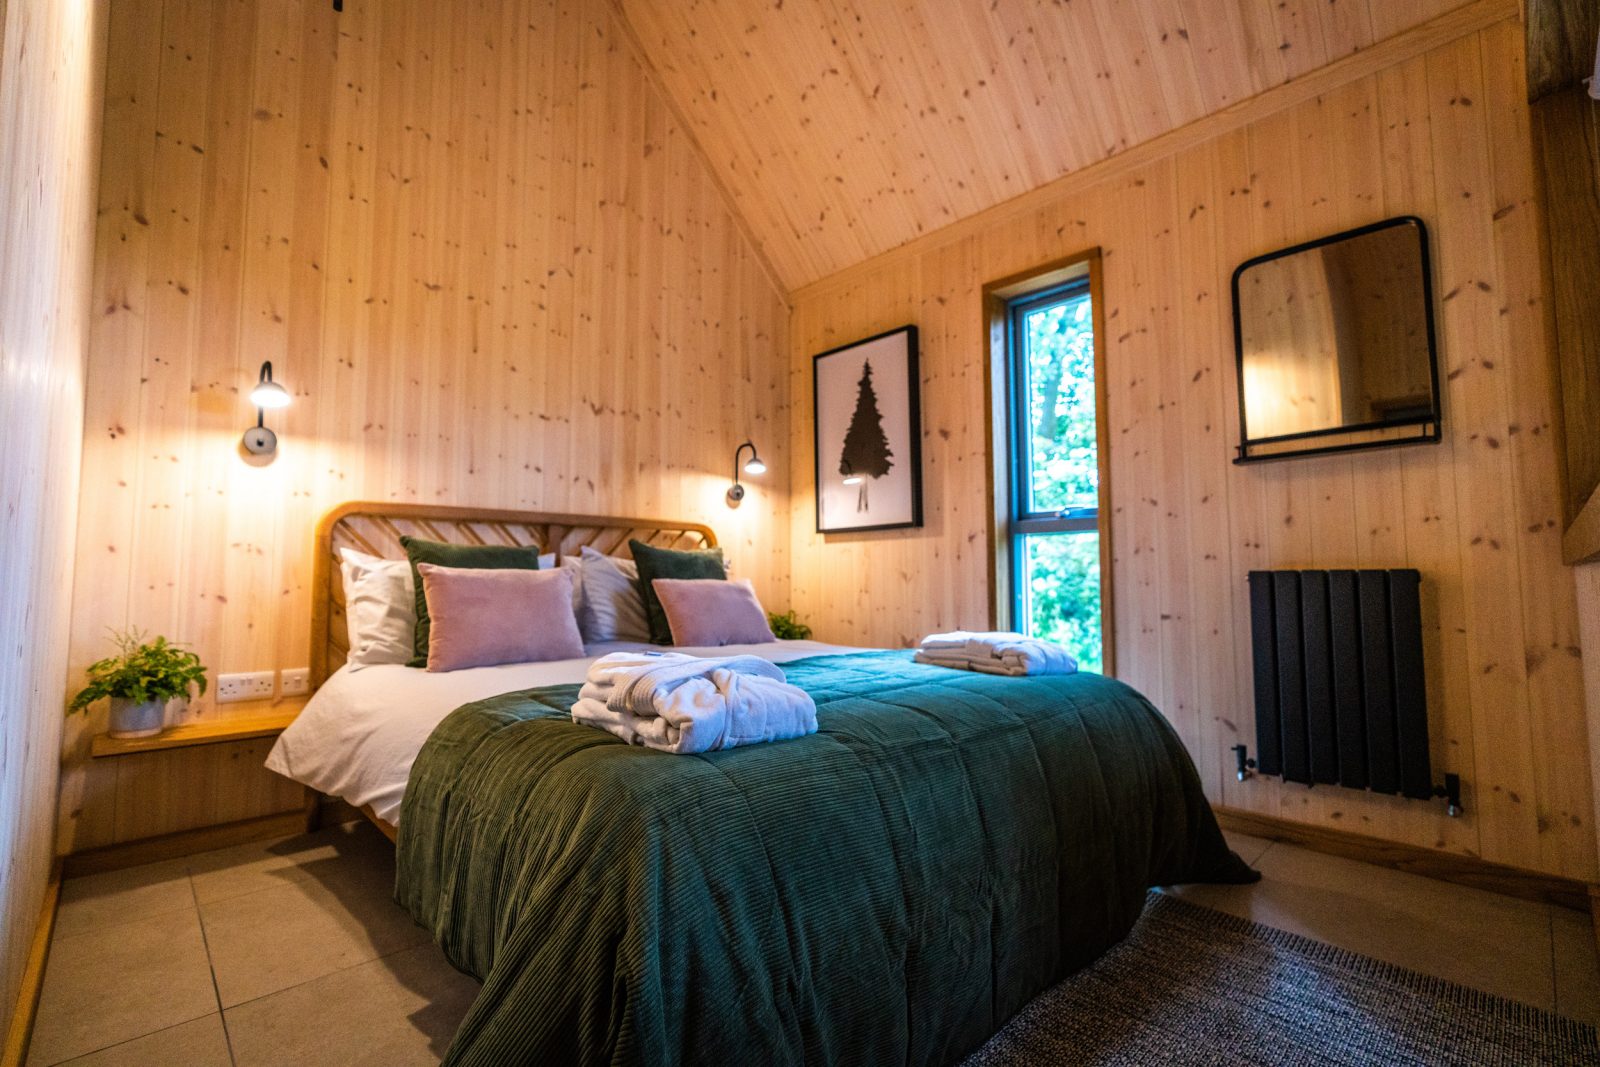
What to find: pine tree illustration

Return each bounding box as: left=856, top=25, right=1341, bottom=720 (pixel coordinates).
left=837, top=359, right=894, bottom=512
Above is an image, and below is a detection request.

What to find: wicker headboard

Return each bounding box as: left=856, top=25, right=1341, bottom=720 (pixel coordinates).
left=311, top=502, right=718, bottom=688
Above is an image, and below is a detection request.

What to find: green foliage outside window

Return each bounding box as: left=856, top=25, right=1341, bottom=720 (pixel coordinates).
left=1023, top=296, right=1098, bottom=514
left=1016, top=291, right=1103, bottom=672
left=1022, top=533, right=1102, bottom=674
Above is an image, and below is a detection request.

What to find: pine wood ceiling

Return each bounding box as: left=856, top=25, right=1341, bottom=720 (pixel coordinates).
left=618, top=0, right=1472, bottom=289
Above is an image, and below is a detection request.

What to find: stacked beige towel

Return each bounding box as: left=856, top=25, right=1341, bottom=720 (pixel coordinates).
left=913, top=631, right=1077, bottom=677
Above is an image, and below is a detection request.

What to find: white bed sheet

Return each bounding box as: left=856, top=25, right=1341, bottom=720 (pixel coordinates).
left=264, top=639, right=864, bottom=827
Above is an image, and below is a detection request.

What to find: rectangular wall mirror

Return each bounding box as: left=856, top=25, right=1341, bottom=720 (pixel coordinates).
left=1232, top=215, right=1441, bottom=463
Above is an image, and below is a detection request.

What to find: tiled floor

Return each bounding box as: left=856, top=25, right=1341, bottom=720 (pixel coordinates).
left=28, top=823, right=478, bottom=1067
left=27, top=824, right=1599, bottom=1065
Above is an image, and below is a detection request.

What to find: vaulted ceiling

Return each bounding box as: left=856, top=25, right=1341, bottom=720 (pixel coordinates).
left=618, top=0, right=1472, bottom=289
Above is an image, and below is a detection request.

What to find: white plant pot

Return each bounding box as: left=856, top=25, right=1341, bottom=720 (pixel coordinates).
left=108, top=697, right=165, bottom=739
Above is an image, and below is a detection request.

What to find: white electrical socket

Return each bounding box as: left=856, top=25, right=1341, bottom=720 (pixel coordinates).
left=216, top=671, right=275, bottom=703
left=280, top=668, right=310, bottom=697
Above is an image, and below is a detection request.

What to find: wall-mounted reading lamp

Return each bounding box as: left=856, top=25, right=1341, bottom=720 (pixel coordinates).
left=242, top=361, right=291, bottom=455
left=727, top=441, right=766, bottom=505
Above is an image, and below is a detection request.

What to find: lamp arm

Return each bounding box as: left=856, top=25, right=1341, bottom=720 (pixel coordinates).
left=255, top=361, right=273, bottom=427
left=733, top=441, right=755, bottom=486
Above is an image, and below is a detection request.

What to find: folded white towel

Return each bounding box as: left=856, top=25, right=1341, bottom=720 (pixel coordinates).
left=571, top=651, right=817, bottom=754
left=914, top=631, right=1077, bottom=677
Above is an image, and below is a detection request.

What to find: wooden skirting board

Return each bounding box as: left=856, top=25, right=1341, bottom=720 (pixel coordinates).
left=1215, top=807, right=1595, bottom=913
left=61, top=805, right=315, bottom=879
left=1, top=861, right=62, bottom=1067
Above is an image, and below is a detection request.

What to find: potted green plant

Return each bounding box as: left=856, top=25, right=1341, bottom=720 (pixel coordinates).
left=767, top=610, right=812, bottom=641
left=67, top=630, right=209, bottom=739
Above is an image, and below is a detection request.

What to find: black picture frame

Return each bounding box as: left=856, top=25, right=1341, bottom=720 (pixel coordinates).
left=1231, top=215, right=1443, bottom=464
left=812, top=325, right=923, bottom=534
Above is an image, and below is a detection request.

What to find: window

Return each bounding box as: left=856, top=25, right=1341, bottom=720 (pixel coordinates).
left=996, top=260, right=1110, bottom=674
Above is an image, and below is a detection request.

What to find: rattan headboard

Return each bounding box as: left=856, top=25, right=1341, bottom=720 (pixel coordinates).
left=311, top=502, right=718, bottom=688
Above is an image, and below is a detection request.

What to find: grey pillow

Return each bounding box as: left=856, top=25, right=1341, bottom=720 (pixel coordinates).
left=576, top=546, right=650, bottom=643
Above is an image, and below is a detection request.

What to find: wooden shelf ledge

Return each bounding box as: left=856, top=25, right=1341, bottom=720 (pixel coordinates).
left=90, top=706, right=303, bottom=758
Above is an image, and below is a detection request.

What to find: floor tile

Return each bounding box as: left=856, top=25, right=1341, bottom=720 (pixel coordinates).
left=53, top=862, right=194, bottom=941
left=226, top=942, right=480, bottom=1067
left=186, top=821, right=393, bottom=905
left=50, top=1014, right=231, bottom=1067
left=1166, top=842, right=1557, bottom=1009
left=1552, top=904, right=1600, bottom=1024
left=28, top=908, right=217, bottom=1066
left=199, top=864, right=427, bottom=1007
left=1221, top=830, right=1272, bottom=867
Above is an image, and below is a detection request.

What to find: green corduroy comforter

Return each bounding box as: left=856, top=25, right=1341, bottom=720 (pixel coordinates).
left=396, top=651, right=1256, bottom=1066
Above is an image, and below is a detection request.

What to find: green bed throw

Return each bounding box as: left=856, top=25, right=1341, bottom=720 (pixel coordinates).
left=396, top=651, right=1256, bottom=1066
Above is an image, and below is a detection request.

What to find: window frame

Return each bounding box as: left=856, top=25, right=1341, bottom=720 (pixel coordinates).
left=983, top=249, right=1114, bottom=676
left=1005, top=280, right=1099, bottom=531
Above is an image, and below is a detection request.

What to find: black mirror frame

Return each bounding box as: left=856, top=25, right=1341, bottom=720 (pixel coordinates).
left=1230, top=215, right=1443, bottom=465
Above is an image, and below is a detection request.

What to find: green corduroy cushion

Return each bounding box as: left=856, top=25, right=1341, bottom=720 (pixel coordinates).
left=628, top=539, right=726, bottom=645
left=399, top=536, right=542, bottom=667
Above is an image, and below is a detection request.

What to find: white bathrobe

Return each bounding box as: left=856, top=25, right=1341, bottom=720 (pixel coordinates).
left=571, top=651, right=818, bottom=754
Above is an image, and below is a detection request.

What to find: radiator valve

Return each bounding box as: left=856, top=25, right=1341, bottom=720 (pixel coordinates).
left=1432, top=773, right=1464, bottom=818
left=1232, top=744, right=1257, bottom=782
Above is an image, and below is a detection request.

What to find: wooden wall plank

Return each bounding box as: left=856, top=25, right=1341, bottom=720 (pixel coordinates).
left=0, top=0, right=106, bottom=1033
left=787, top=19, right=1598, bottom=880
left=63, top=0, right=790, bottom=853
left=1212, top=126, right=1274, bottom=818
left=1374, top=52, right=1480, bottom=858
left=1479, top=20, right=1597, bottom=877
left=1424, top=32, right=1544, bottom=871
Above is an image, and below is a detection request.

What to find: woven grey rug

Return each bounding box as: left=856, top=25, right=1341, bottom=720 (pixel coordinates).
left=963, top=892, right=1598, bottom=1066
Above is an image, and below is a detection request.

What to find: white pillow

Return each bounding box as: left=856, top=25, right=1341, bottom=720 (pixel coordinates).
left=338, top=547, right=416, bottom=669
left=539, top=552, right=585, bottom=622
left=576, top=545, right=650, bottom=643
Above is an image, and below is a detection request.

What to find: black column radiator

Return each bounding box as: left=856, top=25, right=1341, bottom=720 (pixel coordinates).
left=1240, top=569, right=1461, bottom=814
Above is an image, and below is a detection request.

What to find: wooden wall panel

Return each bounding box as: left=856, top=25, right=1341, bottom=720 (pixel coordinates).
left=787, top=19, right=1598, bottom=880
left=1579, top=564, right=1600, bottom=851
left=62, top=0, right=790, bottom=853
left=1539, top=86, right=1600, bottom=557
left=0, top=0, right=106, bottom=1029
left=619, top=0, right=1474, bottom=287
left=1527, top=0, right=1600, bottom=101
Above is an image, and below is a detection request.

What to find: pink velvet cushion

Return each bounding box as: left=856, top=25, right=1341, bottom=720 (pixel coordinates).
left=651, top=578, right=777, bottom=647
left=417, top=563, right=584, bottom=671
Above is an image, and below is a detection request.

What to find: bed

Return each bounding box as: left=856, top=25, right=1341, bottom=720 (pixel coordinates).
left=268, top=502, right=1255, bottom=1067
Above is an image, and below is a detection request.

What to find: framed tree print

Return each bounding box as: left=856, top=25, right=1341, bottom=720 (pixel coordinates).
left=813, top=326, right=923, bottom=533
